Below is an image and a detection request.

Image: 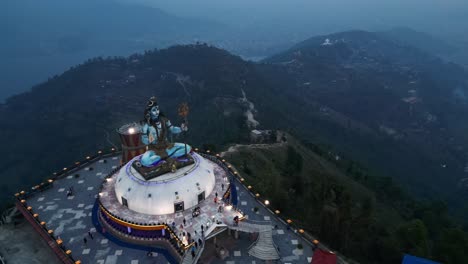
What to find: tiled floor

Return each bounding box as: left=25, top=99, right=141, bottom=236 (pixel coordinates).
left=27, top=153, right=315, bottom=264
left=28, top=156, right=170, bottom=264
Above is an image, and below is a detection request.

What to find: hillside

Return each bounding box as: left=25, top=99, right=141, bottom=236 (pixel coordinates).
left=261, top=30, right=468, bottom=206
left=2, top=30, right=468, bottom=211
left=0, top=44, right=251, bottom=205
left=378, top=27, right=468, bottom=68
left=227, top=137, right=468, bottom=263
left=0, top=0, right=227, bottom=101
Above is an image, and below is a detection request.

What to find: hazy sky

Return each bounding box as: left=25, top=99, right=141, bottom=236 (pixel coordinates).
left=1, top=0, right=467, bottom=101
left=123, top=0, right=468, bottom=37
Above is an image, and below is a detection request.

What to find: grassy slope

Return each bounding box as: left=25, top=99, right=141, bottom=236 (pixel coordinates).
left=227, top=136, right=402, bottom=242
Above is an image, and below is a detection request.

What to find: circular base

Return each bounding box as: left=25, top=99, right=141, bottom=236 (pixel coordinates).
left=113, top=152, right=215, bottom=215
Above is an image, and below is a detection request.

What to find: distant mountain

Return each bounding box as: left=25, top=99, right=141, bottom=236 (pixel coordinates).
left=263, top=30, right=468, bottom=205
left=378, top=27, right=468, bottom=68
left=0, top=0, right=228, bottom=101
left=1, top=0, right=225, bottom=59
left=379, top=27, right=459, bottom=57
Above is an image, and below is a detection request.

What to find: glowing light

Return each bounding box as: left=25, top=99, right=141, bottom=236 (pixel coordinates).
left=275, top=210, right=280, bottom=214
left=48, top=179, right=53, bottom=183
left=33, top=213, right=39, bottom=218
left=106, top=178, right=112, bottom=182
left=75, top=161, right=80, bottom=165
left=216, top=153, right=220, bottom=157
left=40, top=221, right=46, bottom=226
left=313, top=239, right=319, bottom=245
left=63, top=167, right=67, bottom=171
left=98, top=192, right=103, bottom=196
left=194, top=148, right=199, bottom=151
left=20, top=199, right=26, bottom=203
left=57, top=239, right=63, bottom=245
left=206, top=150, right=210, bottom=153
left=264, top=200, right=270, bottom=205
left=111, top=148, right=115, bottom=151
left=225, top=205, right=233, bottom=211
left=128, top=127, right=136, bottom=134
left=48, top=230, right=54, bottom=234
left=14, top=193, right=19, bottom=197
left=222, top=159, right=226, bottom=162
left=75, top=261, right=81, bottom=264
left=299, top=229, right=305, bottom=234
left=240, top=178, right=244, bottom=181
left=20, top=191, right=25, bottom=195
left=66, top=250, right=72, bottom=255
left=255, top=193, right=260, bottom=197
left=86, top=156, right=91, bottom=160
left=247, top=185, right=252, bottom=189
left=98, top=150, right=102, bottom=154
left=286, top=219, right=292, bottom=224
left=27, top=206, right=32, bottom=210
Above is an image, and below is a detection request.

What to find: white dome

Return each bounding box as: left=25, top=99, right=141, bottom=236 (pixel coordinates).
left=114, top=152, right=216, bottom=215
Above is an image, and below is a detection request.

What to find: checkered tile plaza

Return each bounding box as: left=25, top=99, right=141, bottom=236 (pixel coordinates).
left=22, top=152, right=316, bottom=263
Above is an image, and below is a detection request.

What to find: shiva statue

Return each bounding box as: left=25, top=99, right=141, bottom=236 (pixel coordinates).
left=137, top=97, right=192, bottom=175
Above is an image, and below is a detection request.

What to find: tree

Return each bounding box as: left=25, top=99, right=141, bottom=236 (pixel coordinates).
left=396, top=219, right=430, bottom=257
left=433, top=228, right=468, bottom=264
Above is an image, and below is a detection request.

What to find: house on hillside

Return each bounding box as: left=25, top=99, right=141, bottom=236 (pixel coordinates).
left=250, top=130, right=285, bottom=143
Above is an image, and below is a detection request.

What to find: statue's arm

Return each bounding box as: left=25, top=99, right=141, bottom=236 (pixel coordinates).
left=166, top=120, right=182, bottom=134
left=141, top=124, right=150, bottom=145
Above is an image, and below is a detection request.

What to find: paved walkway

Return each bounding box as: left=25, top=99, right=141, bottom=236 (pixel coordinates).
left=25, top=153, right=315, bottom=264
left=28, top=156, right=170, bottom=264
left=202, top=182, right=315, bottom=264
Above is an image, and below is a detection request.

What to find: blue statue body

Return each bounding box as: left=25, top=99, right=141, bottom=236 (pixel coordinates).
left=140, top=97, right=191, bottom=167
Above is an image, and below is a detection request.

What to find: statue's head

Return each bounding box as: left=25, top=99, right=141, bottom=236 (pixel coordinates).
left=145, top=96, right=160, bottom=121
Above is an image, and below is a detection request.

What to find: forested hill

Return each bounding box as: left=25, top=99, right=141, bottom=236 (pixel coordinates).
left=227, top=137, right=468, bottom=263
left=0, top=45, right=256, bottom=207
left=262, top=30, right=468, bottom=209
left=3, top=30, right=468, bottom=210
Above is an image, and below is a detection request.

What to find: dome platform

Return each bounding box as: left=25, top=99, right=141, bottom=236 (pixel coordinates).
left=98, top=152, right=242, bottom=248
left=112, top=152, right=215, bottom=215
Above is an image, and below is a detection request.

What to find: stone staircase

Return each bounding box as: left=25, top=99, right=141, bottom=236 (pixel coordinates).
left=181, top=242, right=205, bottom=264
left=229, top=221, right=272, bottom=233
left=248, top=228, right=280, bottom=261
left=228, top=220, right=280, bottom=261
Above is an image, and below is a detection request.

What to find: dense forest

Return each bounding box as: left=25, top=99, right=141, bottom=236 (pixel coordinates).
left=229, top=138, right=468, bottom=263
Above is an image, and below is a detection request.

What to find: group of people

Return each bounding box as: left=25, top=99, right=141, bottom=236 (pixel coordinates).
left=83, top=230, right=94, bottom=245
